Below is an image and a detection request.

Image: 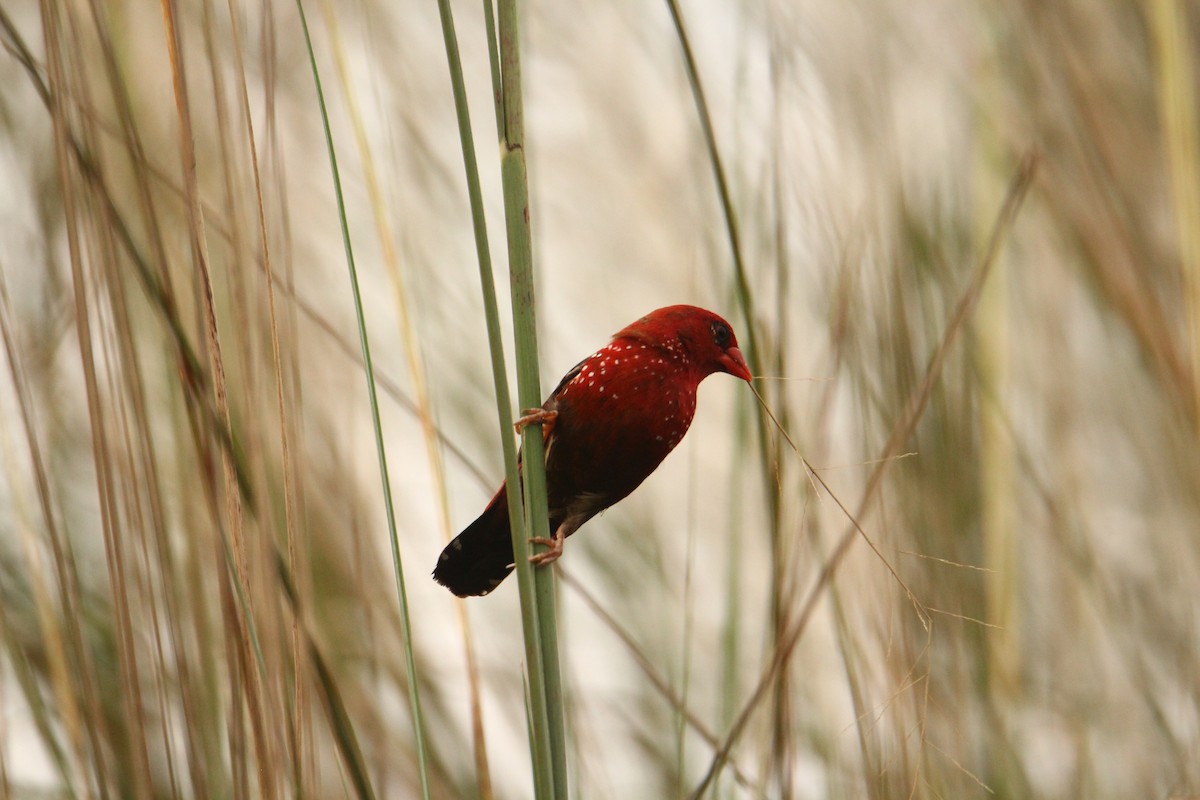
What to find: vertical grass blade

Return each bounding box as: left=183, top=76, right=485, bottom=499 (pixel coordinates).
left=662, top=0, right=759, bottom=368
left=293, top=3, right=427, bottom=797
left=1148, top=0, right=1200, bottom=428
left=320, top=4, right=494, bottom=794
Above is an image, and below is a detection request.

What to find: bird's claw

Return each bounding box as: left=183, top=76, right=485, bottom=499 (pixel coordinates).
left=528, top=531, right=564, bottom=566
left=514, top=408, right=558, bottom=437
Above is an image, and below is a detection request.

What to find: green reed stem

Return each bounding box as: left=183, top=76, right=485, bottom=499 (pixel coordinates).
left=496, top=1, right=568, bottom=796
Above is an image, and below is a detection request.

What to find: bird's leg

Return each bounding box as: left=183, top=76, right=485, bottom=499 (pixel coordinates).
left=528, top=525, right=565, bottom=567
left=514, top=408, right=557, bottom=440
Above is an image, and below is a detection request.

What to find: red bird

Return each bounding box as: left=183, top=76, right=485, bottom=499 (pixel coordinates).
left=433, top=305, right=752, bottom=597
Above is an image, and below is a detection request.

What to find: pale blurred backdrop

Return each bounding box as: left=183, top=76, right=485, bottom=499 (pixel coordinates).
left=1, top=1, right=1198, bottom=798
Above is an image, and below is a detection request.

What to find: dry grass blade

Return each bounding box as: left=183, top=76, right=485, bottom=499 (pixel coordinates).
left=160, top=4, right=278, bottom=793
left=747, top=381, right=798, bottom=453
left=689, top=152, right=1038, bottom=798
left=0, top=280, right=93, bottom=798
left=41, top=3, right=155, bottom=795
left=559, top=570, right=764, bottom=797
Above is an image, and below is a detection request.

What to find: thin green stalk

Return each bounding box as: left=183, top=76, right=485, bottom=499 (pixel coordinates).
left=496, top=1, right=568, bottom=797
left=663, top=6, right=795, bottom=791
left=662, top=1, right=783, bottom=546
left=431, top=1, right=519, bottom=564
left=663, top=0, right=759, bottom=371
left=432, top=0, right=555, bottom=795
left=480, top=0, right=504, bottom=139
left=294, top=3, right=428, bottom=798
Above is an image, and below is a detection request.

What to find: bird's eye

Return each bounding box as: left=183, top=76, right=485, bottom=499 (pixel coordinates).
left=710, top=321, right=731, bottom=348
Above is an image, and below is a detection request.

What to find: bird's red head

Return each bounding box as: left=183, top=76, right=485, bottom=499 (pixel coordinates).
left=616, top=305, right=753, bottom=382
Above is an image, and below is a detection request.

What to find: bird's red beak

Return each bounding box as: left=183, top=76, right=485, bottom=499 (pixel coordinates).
left=719, top=347, right=753, bottom=382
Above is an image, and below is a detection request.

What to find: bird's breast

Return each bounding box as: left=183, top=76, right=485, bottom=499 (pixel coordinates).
left=549, top=340, right=700, bottom=499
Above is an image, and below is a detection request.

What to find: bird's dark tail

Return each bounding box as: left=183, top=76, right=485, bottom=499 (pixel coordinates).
left=434, top=487, right=516, bottom=597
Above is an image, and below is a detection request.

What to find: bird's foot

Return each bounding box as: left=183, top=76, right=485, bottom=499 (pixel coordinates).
left=528, top=529, right=565, bottom=566
left=514, top=408, right=558, bottom=438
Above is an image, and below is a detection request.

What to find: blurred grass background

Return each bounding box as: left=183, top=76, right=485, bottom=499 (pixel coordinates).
left=1, top=1, right=1199, bottom=798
